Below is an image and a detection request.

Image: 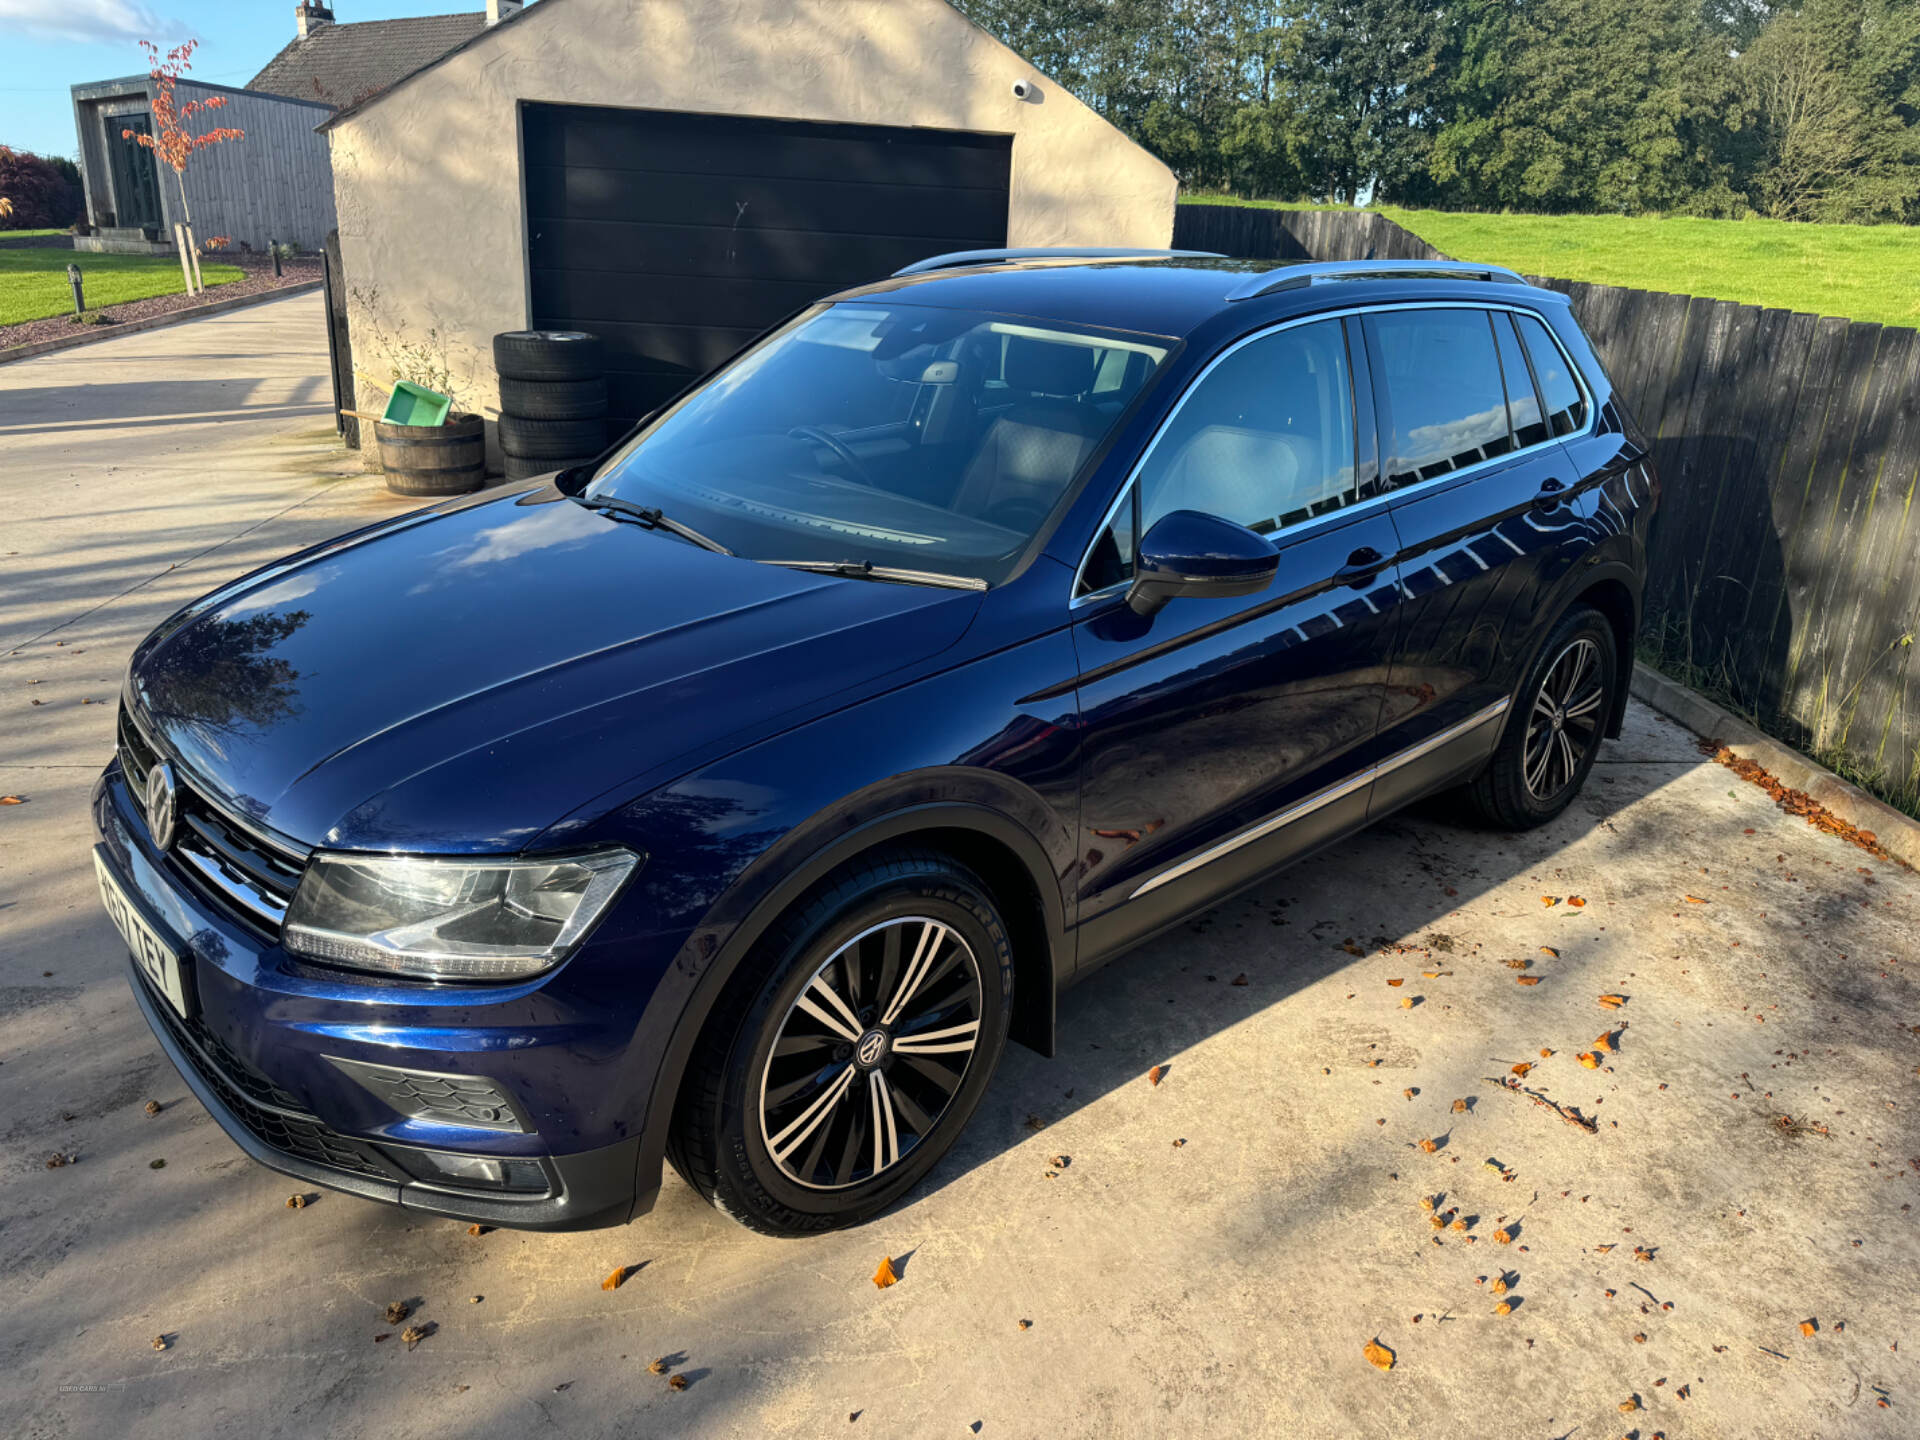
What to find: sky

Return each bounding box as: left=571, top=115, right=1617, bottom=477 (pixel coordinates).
left=0, top=0, right=510, bottom=160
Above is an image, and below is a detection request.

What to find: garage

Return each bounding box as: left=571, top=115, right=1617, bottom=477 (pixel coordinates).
left=524, top=105, right=1012, bottom=426
left=324, top=0, right=1175, bottom=463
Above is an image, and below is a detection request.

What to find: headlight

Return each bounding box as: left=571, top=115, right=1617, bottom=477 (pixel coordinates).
left=283, top=849, right=641, bottom=982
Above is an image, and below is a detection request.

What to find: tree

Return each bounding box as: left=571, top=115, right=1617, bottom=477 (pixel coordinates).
left=1740, top=0, right=1920, bottom=223
left=0, top=146, right=83, bottom=229
left=1428, top=0, right=1749, bottom=215
left=122, top=38, right=244, bottom=291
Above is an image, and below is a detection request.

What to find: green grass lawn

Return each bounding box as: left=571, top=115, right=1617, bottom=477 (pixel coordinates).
left=1184, top=195, right=1920, bottom=329
left=0, top=246, right=244, bottom=326
left=1, top=227, right=76, bottom=239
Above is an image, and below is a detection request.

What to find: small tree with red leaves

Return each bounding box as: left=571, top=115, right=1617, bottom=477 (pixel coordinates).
left=123, top=39, right=244, bottom=290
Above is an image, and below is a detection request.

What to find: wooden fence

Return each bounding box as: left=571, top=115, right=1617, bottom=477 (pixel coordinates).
left=1174, top=203, right=1920, bottom=802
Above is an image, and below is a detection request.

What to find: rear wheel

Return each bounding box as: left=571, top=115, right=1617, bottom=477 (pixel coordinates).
left=1464, top=604, right=1617, bottom=829
left=668, top=850, right=1012, bottom=1236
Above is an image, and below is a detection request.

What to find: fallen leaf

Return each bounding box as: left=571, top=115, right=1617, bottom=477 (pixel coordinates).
left=1598, top=994, right=1627, bottom=1009
left=1516, top=976, right=1542, bottom=986
left=0, top=795, right=24, bottom=806
left=1567, top=896, right=1586, bottom=907
left=1578, top=1052, right=1600, bottom=1069
left=1342, top=942, right=1366, bottom=957
left=1387, top=978, right=1404, bottom=988
left=1800, top=1319, right=1817, bottom=1337
left=1024, top=1113, right=1047, bottom=1131
left=148, top=1158, right=165, bottom=1170
left=668, top=1374, right=689, bottom=1391
left=603, top=1266, right=633, bottom=1291
left=1231, top=973, right=1248, bottom=986
left=1017, top=1319, right=1032, bottom=1331
left=1452, top=1099, right=1468, bottom=1113
left=469, top=1295, right=482, bottom=1304
left=1683, top=895, right=1708, bottom=905
left=401, top=1323, right=431, bottom=1350
left=1492, top=1275, right=1508, bottom=1295
left=1363, top=1338, right=1396, bottom=1371
left=467, top=1223, right=491, bottom=1236
left=1539, top=946, right=1559, bottom=958
left=1148, top=1065, right=1166, bottom=1087
left=648, top=1357, right=671, bottom=1375
left=873, top=1256, right=899, bottom=1289
left=1050, top=1155, right=1069, bottom=1168
left=1505, top=958, right=1532, bottom=970
left=1400, top=997, right=1415, bottom=1009
left=1620, top=1398, right=1638, bottom=1413
left=1494, top=1227, right=1514, bottom=1245
left=285, top=1193, right=308, bottom=1209
left=1418, top=1137, right=1438, bottom=1154
left=1539, top=1048, right=1553, bottom=1058
left=151, top=1334, right=168, bottom=1351
left=1511, top=1062, right=1533, bottom=1078
left=1541, top=896, right=1560, bottom=907
left=1495, top=1301, right=1512, bottom=1315
left=385, top=1301, right=411, bottom=1325
left=1170, top=1137, right=1186, bottom=1148
left=144, top=1100, right=162, bottom=1116
left=1593, top=1032, right=1614, bottom=1054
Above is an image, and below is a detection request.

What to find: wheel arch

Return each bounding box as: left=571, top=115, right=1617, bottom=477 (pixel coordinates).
left=627, top=795, right=1070, bottom=1216
left=1567, top=570, right=1640, bottom=738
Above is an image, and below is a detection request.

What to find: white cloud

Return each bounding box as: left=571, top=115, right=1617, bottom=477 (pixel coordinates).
left=0, top=0, right=176, bottom=44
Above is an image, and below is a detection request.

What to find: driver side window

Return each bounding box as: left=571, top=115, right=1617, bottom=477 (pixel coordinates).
left=1078, top=319, right=1358, bottom=596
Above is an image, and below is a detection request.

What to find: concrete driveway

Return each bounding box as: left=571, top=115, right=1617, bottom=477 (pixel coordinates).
left=4, top=295, right=1917, bottom=1440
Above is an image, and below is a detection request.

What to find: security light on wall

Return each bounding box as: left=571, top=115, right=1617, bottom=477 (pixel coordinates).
left=1011, top=79, right=1040, bottom=102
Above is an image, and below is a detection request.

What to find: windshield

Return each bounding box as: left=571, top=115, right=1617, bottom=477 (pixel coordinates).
left=585, top=302, right=1173, bottom=585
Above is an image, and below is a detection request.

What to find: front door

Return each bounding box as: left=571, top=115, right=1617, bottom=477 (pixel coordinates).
left=109, top=114, right=162, bottom=231
left=1070, top=315, right=1404, bottom=963
left=1360, top=304, right=1593, bottom=814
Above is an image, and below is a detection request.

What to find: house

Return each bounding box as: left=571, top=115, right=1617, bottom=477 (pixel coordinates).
left=320, top=0, right=1177, bottom=451
left=68, top=3, right=520, bottom=254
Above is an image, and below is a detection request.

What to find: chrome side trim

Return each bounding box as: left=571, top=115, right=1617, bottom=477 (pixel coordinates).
left=1070, top=300, right=1598, bottom=608
left=1127, top=697, right=1512, bottom=900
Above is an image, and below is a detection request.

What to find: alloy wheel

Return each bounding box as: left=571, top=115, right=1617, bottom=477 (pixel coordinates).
left=757, top=916, right=983, bottom=1191
left=1523, top=636, right=1606, bottom=801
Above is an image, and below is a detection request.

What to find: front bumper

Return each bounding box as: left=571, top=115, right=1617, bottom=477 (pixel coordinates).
left=95, top=765, right=655, bottom=1230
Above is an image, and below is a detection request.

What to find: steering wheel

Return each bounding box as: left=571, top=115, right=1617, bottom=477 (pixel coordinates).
left=788, top=426, right=877, bottom=486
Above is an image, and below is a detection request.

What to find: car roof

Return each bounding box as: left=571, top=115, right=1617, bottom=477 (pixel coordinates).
left=831, top=255, right=1558, bottom=341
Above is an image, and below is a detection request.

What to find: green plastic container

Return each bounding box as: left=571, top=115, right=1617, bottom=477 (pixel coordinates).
left=380, top=381, right=452, bottom=427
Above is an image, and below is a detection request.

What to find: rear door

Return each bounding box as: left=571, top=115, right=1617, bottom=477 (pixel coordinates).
left=1070, top=316, right=1405, bottom=961
left=1361, top=304, right=1593, bottom=814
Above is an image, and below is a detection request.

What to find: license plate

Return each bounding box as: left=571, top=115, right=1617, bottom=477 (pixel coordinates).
left=95, top=849, right=192, bottom=1018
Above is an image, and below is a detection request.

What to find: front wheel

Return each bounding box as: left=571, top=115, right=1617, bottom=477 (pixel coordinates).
left=668, top=850, right=1012, bottom=1236
left=1464, top=605, right=1617, bottom=829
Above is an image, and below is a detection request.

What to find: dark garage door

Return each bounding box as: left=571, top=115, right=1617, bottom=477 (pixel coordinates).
left=522, top=103, right=1013, bottom=428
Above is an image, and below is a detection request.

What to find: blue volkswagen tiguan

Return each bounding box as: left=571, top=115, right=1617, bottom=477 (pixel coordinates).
left=93, top=252, right=1656, bottom=1235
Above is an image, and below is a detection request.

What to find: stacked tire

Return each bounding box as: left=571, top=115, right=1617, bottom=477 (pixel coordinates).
left=493, top=330, right=609, bottom=482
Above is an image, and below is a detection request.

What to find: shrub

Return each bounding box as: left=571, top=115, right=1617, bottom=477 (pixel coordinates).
left=0, top=147, right=83, bottom=230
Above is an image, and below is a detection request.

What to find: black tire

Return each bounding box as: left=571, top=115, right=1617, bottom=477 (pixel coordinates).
left=501, top=452, right=597, bottom=482
left=492, top=330, right=603, bottom=382
left=497, top=413, right=606, bottom=459
left=1464, top=604, right=1618, bottom=829
left=668, top=848, right=1014, bottom=1237
left=499, top=375, right=607, bottom=421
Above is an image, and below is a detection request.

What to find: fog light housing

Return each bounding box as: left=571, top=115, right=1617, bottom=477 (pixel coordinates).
left=387, top=1145, right=550, bottom=1194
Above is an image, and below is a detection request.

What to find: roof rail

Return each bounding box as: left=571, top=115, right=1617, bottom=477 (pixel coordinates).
left=1226, top=259, right=1530, bottom=302
left=893, top=247, right=1225, bottom=277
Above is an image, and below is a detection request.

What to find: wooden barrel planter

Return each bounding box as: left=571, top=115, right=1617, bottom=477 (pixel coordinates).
left=374, top=412, right=485, bottom=496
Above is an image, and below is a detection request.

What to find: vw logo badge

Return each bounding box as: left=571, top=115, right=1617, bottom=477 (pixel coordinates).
left=145, top=761, right=179, bottom=852
left=855, top=1029, right=888, bottom=1068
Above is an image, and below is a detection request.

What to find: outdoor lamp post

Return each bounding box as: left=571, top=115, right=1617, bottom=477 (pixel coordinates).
left=67, top=264, right=85, bottom=316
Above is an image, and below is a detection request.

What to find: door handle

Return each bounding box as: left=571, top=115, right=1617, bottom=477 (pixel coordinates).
left=1333, top=546, right=1386, bottom=589
left=1532, top=477, right=1568, bottom=512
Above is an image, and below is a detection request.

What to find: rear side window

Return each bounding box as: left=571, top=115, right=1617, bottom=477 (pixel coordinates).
left=1079, top=319, right=1358, bottom=596
left=1515, top=312, right=1590, bottom=436
left=1493, top=312, right=1549, bottom=448
left=1366, top=310, right=1513, bottom=487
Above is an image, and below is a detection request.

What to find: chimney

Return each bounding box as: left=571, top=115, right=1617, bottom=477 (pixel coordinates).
left=296, top=2, right=334, bottom=40
left=487, top=0, right=523, bottom=24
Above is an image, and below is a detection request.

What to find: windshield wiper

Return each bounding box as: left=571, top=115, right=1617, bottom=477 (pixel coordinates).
left=571, top=494, right=731, bottom=555
left=760, top=559, right=987, bottom=591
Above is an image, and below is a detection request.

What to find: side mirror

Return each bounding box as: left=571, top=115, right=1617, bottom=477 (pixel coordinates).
left=1125, top=509, right=1279, bottom=617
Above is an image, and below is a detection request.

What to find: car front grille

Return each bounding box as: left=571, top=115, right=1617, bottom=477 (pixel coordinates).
left=118, top=706, right=308, bottom=931
left=142, top=977, right=396, bottom=1182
